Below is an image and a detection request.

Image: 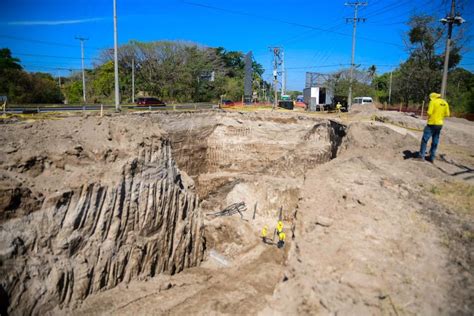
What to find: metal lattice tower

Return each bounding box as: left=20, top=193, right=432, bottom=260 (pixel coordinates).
left=305, top=72, right=331, bottom=88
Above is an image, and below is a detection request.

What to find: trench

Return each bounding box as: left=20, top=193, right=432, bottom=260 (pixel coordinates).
left=153, top=111, right=346, bottom=220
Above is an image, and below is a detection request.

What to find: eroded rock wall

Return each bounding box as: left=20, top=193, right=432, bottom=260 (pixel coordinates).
left=0, top=118, right=204, bottom=315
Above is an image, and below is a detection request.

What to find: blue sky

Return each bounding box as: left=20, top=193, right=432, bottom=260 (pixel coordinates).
left=1, top=0, right=473, bottom=90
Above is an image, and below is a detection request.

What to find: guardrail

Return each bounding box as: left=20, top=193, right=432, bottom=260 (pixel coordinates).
left=2, top=102, right=217, bottom=114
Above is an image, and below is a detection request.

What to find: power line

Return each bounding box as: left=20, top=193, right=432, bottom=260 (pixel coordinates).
left=260, top=63, right=351, bottom=72
left=367, top=1, right=448, bottom=25
left=21, top=64, right=83, bottom=71
left=276, top=4, right=355, bottom=47
left=362, top=0, right=413, bottom=18
left=0, top=34, right=107, bottom=51
left=12, top=52, right=101, bottom=61
left=182, top=1, right=405, bottom=48
left=286, top=63, right=350, bottom=70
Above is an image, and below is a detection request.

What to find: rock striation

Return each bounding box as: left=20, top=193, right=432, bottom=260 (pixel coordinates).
left=0, top=118, right=204, bottom=315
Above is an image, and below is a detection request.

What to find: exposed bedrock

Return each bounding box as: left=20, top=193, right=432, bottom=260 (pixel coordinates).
left=0, top=130, right=204, bottom=315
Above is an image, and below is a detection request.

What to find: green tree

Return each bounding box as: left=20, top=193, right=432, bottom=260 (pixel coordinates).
left=286, top=90, right=302, bottom=100
left=92, top=61, right=115, bottom=101
left=0, top=48, right=22, bottom=71
left=446, top=68, right=474, bottom=113
left=29, top=73, right=63, bottom=103
left=328, top=68, right=375, bottom=99
left=93, top=41, right=267, bottom=103
left=222, top=77, right=244, bottom=101
left=63, top=79, right=83, bottom=104
left=393, top=15, right=461, bottom=105
left=0, top=49, right=63, bottom=103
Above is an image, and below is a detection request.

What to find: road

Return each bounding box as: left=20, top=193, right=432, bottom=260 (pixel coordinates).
left=2, top=103, right=216, bottom=114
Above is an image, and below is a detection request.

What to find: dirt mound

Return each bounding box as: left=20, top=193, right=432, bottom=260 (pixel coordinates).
left=374, top=111, right=474, bottom=149
left=268, top=121, right=474, bottom=315
left=349, top=102, right=378, bottom=113
left=339, top=121, right=418, bottom=155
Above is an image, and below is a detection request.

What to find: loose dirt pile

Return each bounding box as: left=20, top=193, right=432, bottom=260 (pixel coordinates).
left=0, top=110, right=473, bottom=315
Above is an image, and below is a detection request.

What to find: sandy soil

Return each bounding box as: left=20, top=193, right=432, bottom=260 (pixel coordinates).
left=1, top=109, right=473, bottom=315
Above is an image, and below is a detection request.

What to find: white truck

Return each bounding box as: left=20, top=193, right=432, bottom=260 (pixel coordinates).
left=303, top=86, right=333, bottom=111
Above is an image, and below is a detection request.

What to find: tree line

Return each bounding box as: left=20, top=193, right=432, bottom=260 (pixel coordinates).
left=63, top=41, right=268, bottom=104
left=0, top=14, right=472, bottom=113
left=0, top=48, right=63, bottom=104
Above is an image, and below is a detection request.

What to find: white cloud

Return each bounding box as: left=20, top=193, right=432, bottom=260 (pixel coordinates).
left=8, top=18, right=105, bottom=26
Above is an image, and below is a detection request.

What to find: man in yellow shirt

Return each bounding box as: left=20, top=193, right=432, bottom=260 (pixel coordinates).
left=418, top=92, right=450, bottom=162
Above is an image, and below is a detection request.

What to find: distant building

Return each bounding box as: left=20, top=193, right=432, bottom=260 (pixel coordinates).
left=304, top=72, right=333, bottom=111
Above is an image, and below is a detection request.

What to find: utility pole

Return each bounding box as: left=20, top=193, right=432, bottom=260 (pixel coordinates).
left=281, top=50, right=286, bottom=96
left=269, top=47, right=282, bottom=109
left=56, top=69, right=61, bottom=87
left=131, top=58, right=135, bottom=103
left=345, top=1, right=367, bottom=110
left=113, top=0, right=121, bottom=111
left=75, top=36, right=89, bottom=104
left=388, top=71, right=393, bottom=105
left=440, top=0, right=465, bottom=98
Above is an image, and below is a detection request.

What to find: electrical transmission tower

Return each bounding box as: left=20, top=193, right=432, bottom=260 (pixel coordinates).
left=345, top=1, right=367, bottom=109
left=269, top=47, right=284, bottom=109
left=75, top=37, right=89, bottom=104
left=440, top=0, right=465, bottom=98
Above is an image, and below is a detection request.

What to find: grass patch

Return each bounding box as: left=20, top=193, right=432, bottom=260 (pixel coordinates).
left=428, top=181, right=474, bottom=215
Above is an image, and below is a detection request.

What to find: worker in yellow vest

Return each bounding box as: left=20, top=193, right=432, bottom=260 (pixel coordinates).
left=274, top=220, right=283, bottom=242
left=261, top=225, right=268, bottom=243
left=276, top=221, right=283, bottom=233
left=277, top=232, right=286, bottom=248
left=418, top=92, right=450, bottom=163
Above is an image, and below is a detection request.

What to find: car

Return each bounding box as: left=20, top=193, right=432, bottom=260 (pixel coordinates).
left=353, top=97, right=373, bottom=105
left=222, top=100, right=235, bottom=106
left=136, top=97, right=166, bottom=106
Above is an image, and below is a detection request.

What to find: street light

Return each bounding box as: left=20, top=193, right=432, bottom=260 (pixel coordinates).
left=113, top=0, right=120, bottom=112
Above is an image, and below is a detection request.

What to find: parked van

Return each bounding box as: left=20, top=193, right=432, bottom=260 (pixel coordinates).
left=353, top=97, right=373, bottom=104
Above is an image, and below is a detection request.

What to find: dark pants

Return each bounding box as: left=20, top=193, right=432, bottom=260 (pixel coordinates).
left=419, top=125, right=443, bottom=161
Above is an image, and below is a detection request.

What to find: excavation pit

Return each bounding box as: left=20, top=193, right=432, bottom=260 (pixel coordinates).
left=0, top=111, right=346, bottom=315
left=152, top=111, right=346, bottom=219
left=3, top=110, right=471, bottom=315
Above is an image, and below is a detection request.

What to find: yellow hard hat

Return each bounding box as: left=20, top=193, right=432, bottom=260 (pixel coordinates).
left=279, top=232, right=286, bottom=241
left=277, top=221, right=283, bottom=232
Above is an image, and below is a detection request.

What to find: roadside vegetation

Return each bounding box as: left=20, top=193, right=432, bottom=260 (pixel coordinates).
left=0, top=15, right=472, bottom=113
left=0, top=48, right=63, bottom=104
